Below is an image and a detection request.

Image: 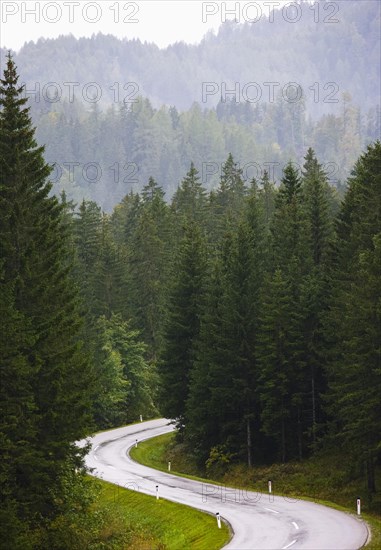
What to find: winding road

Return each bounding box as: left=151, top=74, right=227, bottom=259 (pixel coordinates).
left=83, top=418, right=368, bottom=549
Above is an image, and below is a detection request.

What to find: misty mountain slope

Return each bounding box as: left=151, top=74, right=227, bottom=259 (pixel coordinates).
left=2, top=0, right=379, bottom=116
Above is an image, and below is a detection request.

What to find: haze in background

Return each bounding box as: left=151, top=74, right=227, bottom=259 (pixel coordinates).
left=2, top=0, right=290, bottom=51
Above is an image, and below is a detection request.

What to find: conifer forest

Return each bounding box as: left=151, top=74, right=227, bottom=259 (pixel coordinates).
left=0, top=1, right=380, bottom=547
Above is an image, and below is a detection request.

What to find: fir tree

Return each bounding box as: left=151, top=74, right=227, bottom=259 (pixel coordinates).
left=325, top=141, right=381, bottom=494
left=0, top=54, right=93, bottom=528
left=171, top=162, right=208, bottom=227
left=158, top=222, right=207, bottom=427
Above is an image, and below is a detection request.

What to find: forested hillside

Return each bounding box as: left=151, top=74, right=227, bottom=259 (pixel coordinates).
left=2, top=0, right=380, bottom=113
left=29, top=90, right=380, bottom=210
left=64, top=139, right=380, bottom=505
left=1, top=0, right=379, bottom=210
left=1, top=2, right=380, bottom=545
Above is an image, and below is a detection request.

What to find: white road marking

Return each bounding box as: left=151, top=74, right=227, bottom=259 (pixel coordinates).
left=264, top=507, right=279, bottom=514
left=292, top=521, right=299, bottom=530
left=282, top=539, right=297, bottom=549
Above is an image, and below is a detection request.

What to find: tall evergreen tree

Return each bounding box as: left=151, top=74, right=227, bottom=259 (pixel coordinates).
left=264, top=162, right=310, bottom=459
left=73, top=200, right=103, bottom=315
left=299, top=148, right=335, bottom=445
left=258, top=170, right=276, bottom=227
left=0, top=54, right=93, bottom=531
left=171, top=162, right=208, bottom=227
left=256, top=269, right=303, bottom=463
left=158, top=222, right=207, bottom=427
left=209, top=153, right=247, bottom=240
left=302, top=148, right=333, bottom=267
left=128, top=178, right=171, bottom=358
left=325, top=141, right=381, bottom=494
left=187, top=189, right=266, bottom=465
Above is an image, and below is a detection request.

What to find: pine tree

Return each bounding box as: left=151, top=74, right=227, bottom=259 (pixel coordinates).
left=302, top=148, right=333, bottom=267
left=73, top=200, right=103, bottom=315
left=300, top=148, right=335, bottom=445
left=209, top=153, right=247, bottom=241
left=158, top=222, right=207, bottom=427
left=272, top=162, right=304, bottom=265
left=171, top=162, right=208, bottom=227
left=93, top=213, right=126, bottom=319
left=258, top=170, right=276, bottom=227
left=128, top=178, right=171, bottom=359
left=256, top=269, right=297, bottom=463
left=187, top=190, right=266, bottom=466
left=185, top=257, right=224, bottom=463
left=325, top=141, right=381, bottom=494
left=264, top=162, right=310, bottom=460
left=0, top=54, right=93, bottom=527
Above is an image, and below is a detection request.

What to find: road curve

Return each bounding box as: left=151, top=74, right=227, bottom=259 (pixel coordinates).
left=82, top=418, right=368, bottom=550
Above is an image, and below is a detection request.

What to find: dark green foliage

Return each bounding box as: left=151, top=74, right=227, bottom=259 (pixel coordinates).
left=186, top=188, right=267, bottom=465
left=256, top=269, right=299, bottom=463
left=2, top=49, right=380, bottom=534
left=125, top=178, right=172, bottom=359
left=209, top=153, right=247, bottom=239
left=302, top=147, right=333, bottom=267
left=158, top=222, right=207, bottom=425
left=93, top=314, right=157, bottom=428
left=0, top=54, right=94, bottom=539
left=172, top=163, right=208, bottom=228
left=325, top=141, right=381, bottom=495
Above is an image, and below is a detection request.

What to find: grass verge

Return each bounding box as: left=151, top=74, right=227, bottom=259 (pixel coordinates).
left=92, top=477, right=231, bottom=549
left=130, top=432, right=381, bottom=550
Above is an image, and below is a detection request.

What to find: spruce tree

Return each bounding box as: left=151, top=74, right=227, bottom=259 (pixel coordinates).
left=185, top=257, right=224, bottom=463
left=265, top=162, right=310, bottom=459
left=209, top=153, right=247, bottom=241
left=187, top=190, right=265, bottom=466
left=128, top=178, right=171, bottom=359
left=300, top=148, right=334, bottom=445
left=256, top=269, right=301, bottom=463
left=0, top=54, right=93, bottom=527
left=325, top=141, right=381, bottom=493
left=302, top=148, right=333, bottom=267
left=158, top=221, right=207, bottom=427
left=171, top=162, right=208, bottom=227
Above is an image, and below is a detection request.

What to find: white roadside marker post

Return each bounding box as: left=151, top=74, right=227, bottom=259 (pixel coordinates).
left=135, top=439, right=138, bottom=448
left=140, top=415, right=143, bottom=422
left=168, top=461, right=171, bottom=472
left=268, top=480, right=273, bottom=502
left=357, top=497, right=361, bottom=516
left=216, top=512, right=221, bottom=529
left=156, top=485, right=159, bottom=500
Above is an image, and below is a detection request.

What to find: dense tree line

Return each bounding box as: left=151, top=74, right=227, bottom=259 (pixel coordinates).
left=156, top=142, right=380, bottom=496
left=30, top=89, right=379, bottom=211
left=66, top=134, right=380, bottom=495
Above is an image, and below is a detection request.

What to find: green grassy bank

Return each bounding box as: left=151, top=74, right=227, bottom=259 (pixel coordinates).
left=91, top=477, right=231, bottom=549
